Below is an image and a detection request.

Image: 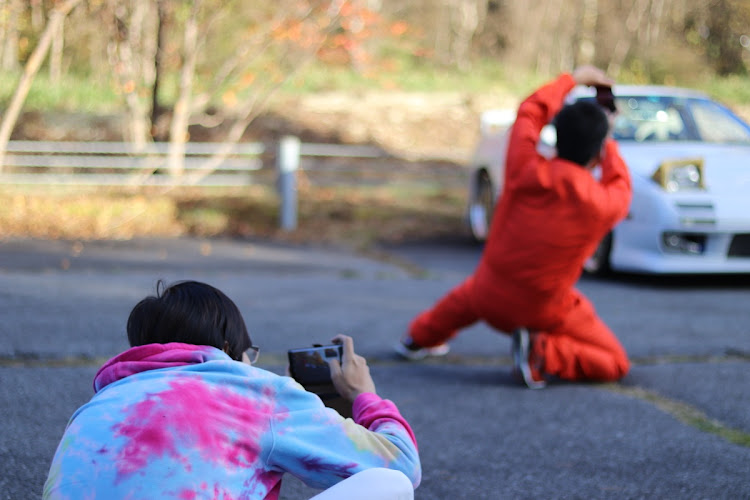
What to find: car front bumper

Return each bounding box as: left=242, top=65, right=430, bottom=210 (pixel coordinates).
left=610, top=183, right=750, bottom=274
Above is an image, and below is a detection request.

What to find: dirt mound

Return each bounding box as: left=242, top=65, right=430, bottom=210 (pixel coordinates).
left=267, top=91, right=518, bottom=162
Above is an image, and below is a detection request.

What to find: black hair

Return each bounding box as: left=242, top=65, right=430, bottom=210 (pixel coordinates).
left=127, top=280, right=252, bottom=361
left=553, top=100, right=609, bottom=166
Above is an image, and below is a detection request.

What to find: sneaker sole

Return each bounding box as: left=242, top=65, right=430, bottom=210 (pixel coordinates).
left=512, top=328, right=546, bottom=389
left=394, top=342, right=450, bottom=361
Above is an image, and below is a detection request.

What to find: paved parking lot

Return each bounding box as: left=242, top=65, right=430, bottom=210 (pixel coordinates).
left=1, top=237, right=748, bottom=499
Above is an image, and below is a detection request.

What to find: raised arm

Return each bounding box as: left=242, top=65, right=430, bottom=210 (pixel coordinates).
left=593, top=139, right=632, bottom=225
left=504, top=73, right=576, bottom=188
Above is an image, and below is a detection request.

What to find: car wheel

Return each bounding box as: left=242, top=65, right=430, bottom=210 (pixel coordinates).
left=583, top=232, right=612, bottom=275
left=468, top=171, right=494, bottom=241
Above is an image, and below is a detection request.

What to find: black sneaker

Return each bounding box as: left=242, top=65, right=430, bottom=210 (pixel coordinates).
left=511, top=328, right=546, bottom=389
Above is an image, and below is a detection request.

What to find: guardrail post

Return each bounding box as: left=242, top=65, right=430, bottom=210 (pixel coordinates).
left=277, top=135, right=300, bottom=231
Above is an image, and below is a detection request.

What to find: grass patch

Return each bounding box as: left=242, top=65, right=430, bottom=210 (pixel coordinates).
left=0, top=190, right=183, bottom=240
left=0, top=73, right=121, bottom=113
left=284, top=55, right=522, bottom=94
left=0, top=184, right=469, bottom=248
left=2, top=60, right=748, bottom=114
left=609, top=385, right=750, bottom=448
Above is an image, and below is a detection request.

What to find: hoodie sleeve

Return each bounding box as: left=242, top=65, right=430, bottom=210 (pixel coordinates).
left=265, top=378, right=421, bottom=491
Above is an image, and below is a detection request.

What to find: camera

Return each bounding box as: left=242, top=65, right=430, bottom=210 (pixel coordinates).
left=288, top=343, right=351, bottom=417
left=595, top=85, right=617, bottom=112
left=288, top=344, right=343, bottom=386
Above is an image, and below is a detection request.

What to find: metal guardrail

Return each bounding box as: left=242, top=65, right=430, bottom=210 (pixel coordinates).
left=0, top=140, right=267, bottom=187
left=0, top=137, right=467, bottom=230
left=0, top=139, right=390, bottom=186
left=0, top=137, right=392, bottom=230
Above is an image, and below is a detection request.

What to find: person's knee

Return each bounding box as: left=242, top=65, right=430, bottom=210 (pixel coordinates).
left=309, top=468, right=414, bottom=500
left=350, top=468, right=414, bottom=499
left=600, top=354, right=630, bottom=381
left=615, top=355, right=630, bottom=379
left=368, top=468, right=414, bottom=492
left=612, top=343, right=631, bottom=378
left=363, top=468, right=413, bottom=496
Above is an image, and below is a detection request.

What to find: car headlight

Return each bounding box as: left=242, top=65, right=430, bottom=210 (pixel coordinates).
left=651, top=158, right=705, bottom=192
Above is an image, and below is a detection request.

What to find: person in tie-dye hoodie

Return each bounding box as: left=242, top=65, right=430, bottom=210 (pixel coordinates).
left=43, top=280, right=421, bottom=499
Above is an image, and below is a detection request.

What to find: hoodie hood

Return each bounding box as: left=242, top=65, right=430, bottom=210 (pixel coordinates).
left=94, top=342, right=228, bottom=392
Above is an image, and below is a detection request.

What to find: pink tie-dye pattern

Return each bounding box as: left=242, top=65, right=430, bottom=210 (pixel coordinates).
left=94, top=343, right=216, bottom=392
left=111, top=376, right=275, bottom=482
left=178, top=489, right=197, bottom=500
left=353, top=393, right=418, bottom=449
left=212, top=483, right=237, bottom=500
left=177, top=483, right=240, bottom=500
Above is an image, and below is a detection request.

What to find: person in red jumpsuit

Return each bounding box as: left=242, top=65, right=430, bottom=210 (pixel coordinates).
left=395, top=66, right=632, bottom=388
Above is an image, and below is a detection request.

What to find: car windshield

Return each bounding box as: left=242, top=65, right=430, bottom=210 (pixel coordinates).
left=605, top=95, right=750, bottom=144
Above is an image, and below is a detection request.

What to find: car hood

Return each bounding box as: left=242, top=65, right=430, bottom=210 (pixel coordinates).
left=618, top=142, right=750, bottom=194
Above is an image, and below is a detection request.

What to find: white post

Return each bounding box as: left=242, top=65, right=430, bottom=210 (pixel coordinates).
left=278, top=136, right=300, bottom=231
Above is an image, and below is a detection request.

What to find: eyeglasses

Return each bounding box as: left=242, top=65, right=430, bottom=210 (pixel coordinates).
left=245, top=345, right=260, bottom=364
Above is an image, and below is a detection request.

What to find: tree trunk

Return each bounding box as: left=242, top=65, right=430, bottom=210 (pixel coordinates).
left=30, top=0, right=44, bottom=30
left=1, top=0, right=20, bottom=72
left=0, top=0, right=83, bottom=172
left=708, top=0, right=746, bottom=75
left=0, top=0, right=8, bottom=70
left=150, top=0, right=168, bottom=140
left=607, top=0, right=650, bottom=77
left=167, top=0, right=201, bottom=177
left=450, top=0, right=487, bottom=71
left=648, top=0, right=666, bottom=45
left=107, top=0, right=155, bottom=151
left=577, top=0, right=598, bottom=65
left=434, top=1, right=451, bottom=65
left=535, top=0, right=558, bottom=75
left=49, top=21, right=63, bottom=83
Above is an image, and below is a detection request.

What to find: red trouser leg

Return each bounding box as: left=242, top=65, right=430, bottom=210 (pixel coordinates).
left=409, top=277, right=480, bottom=348
left=536, top=289, right=630, bottom=382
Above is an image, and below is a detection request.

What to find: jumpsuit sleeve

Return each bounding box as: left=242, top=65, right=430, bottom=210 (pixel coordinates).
left=591, top=139, right=632, bottom=225
left=505, top=73, right=577, bottom=190
left=265, top=379, right=421, bottom=491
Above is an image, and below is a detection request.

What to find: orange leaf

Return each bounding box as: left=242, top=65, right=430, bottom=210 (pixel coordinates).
left=390, top=21, right=408, bottom=36
left=241, top=73, right=256, bottom=86
left=222, top=91, right=237, bottom=106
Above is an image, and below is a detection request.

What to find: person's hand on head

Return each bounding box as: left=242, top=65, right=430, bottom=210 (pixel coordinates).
left=572, top=65, right=614, bottom=88
left=327, top=334, right=376, bottom=402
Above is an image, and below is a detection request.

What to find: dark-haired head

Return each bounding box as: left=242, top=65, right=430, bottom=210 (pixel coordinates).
left=553, top=100, right=609, bottom=167
left=127, top=280, right=252, bottom=361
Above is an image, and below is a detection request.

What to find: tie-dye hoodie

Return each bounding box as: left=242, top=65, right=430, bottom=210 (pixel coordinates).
left=43, top=343, right=421, bottom=499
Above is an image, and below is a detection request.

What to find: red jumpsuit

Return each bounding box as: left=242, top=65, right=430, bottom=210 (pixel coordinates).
left=409, top=74, right=632, bottom=381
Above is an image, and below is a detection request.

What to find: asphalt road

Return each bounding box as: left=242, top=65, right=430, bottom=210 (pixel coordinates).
left=1, top=237, right=749, bottom=499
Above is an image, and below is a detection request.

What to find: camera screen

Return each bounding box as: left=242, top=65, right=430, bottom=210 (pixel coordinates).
left=288, top=345, right=342, bottom=386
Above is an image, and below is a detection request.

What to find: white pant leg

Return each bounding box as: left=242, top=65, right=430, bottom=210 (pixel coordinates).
left=310, top=468, right=414, bottom=500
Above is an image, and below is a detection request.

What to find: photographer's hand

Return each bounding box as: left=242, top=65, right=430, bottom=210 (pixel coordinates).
left=327, top=334, right=377, bottom=402
left=572, top=65, right=614, bottom=88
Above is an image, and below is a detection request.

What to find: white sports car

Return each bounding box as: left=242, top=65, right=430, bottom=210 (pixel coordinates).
left=467, top=85, right=750, bottom=274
